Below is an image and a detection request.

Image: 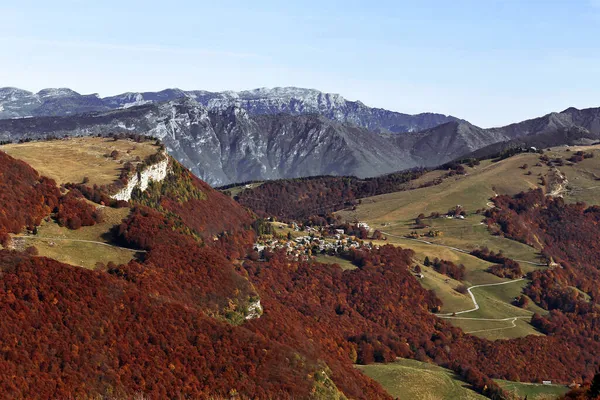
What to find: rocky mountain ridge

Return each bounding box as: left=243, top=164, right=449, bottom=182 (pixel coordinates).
left=0, top=98, right=416, bottom=185
left=0, top=86, right=459, bottom=133
left=1, top=88, right=599, bottom=185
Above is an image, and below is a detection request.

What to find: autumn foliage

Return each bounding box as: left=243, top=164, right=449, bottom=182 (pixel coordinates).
left=233, top=169, right=429, bottom=221
left=4, top=144, right=600, bottom=399
left=0, top=151, right=60, bottom=237
left=56, top=189, right=104, bottom=229
left=0, top=250, right=322, bottom=399
left=470, top=248, right=524, bottom=279
left=431, top=258, right=466, bottom=281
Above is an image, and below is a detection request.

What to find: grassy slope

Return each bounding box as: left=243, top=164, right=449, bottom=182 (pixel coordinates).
left=13, top=237, right=137, bottom=270
left=368, top=238, right=545, bottom=338
left=13, top=206, right=138, bottom=270
left=313, top=254, right=358, bottom=271
left=224, top=182, right=265, bottom=197
left=336, top=148, right=600, bottom=340
left=1, top=137, right=159, bottom=187
left=557, top=144, right=600, bottom=205
left=1, top=138, right=164, bottom=270
left=337, top=153, right=544, bottom=225
left=357, top=357, right=568, bottom=400
left=337, top=153, right=546, bottom=264
left=495, top=379, right=569, bottom=400
left=356, top=358, right=487, bottom=400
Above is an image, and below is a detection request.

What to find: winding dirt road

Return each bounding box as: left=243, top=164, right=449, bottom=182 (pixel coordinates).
left=17, top=235, right=145, bottom=252
left=436, top=278, right=527, bottom=316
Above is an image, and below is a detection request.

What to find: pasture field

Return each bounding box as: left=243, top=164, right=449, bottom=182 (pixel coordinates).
left=12, top=236, right=138, bottom=270
left=357, top=358, right=569, bottom=399
left=336, top=147, right=600, bottom=340
left=1, top=137, right=160, bottom=187
left=313, top=254, right=358, bottom=270
left=12, top=205, right=138, bottom=270
left=356, top=358, right=487, bottom=400
left=495, top=379, right=569, bottom=400
left=337, top=152, right=545, bottom=226
left=224, top=182, right=265, bottom=197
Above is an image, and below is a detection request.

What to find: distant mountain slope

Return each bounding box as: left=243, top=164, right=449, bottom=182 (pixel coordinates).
left=0, top=86, right=460, bottom=133
left=2, top=96, right=600, bottom=185
left=463, top=126, right=600, bottom=160
left=185, top=87, right=460, bottom=133
left=0, top=98, right=417, bottom=185
left=395, top=106, right=600, bottom=167
left=393, top=121, right=496, bottom=167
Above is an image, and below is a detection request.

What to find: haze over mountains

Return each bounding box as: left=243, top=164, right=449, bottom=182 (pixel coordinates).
left=1, top=86, right=599, bottom=185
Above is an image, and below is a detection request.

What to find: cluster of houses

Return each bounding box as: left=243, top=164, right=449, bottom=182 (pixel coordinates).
left=253, top=225, right=371, bottom=260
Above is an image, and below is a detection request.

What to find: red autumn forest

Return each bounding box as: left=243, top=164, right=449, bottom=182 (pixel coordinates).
left=2, top=146, right=600, bottom=399
left=230, top=168, right=436, bottom=221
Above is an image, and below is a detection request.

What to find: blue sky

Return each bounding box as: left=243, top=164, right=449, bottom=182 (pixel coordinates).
left=1, top=0, right=599, bottom=127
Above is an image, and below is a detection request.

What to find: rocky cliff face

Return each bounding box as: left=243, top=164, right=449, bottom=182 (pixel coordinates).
left=0, top=86, right=459, bottom=133
left=2, top=88, right=599, bottom=186
left=185, top=87, right=460, bottom=133
left=111, top=155, right=170, bottom=201
left=0, top=98, right=414, bottom=186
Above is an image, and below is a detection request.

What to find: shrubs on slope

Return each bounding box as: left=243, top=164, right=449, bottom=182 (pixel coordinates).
left=429, top=258, right=466, bottom=281
left=56, top=189, right=104, bottom=229
left=470, top=247, right=524, bottom=279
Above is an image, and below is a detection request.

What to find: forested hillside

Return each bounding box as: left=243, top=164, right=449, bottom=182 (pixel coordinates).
left=229, top=167, right=455, bottom=221
left=2, top=139, right=600, bottom=399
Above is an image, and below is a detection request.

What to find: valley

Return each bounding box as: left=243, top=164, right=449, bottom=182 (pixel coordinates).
left=332, top=145, right=600, bottom=340
left=1, top=133, right=599, bottom=399
left=1, top=108, right=600, bottom=399
left=5, top=2, right=600, bottom=398
left=231, top=142, right=600, bottom=399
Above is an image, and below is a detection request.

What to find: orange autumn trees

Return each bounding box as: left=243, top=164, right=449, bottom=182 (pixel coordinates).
left=5, top=142, right=600, bottom=399
left=0, top=150, right=355, bottom=399
left=0, top=250, right=326, bottom=399
left=0, top=151, right=60, bottom=236
left=56, top=189, right=104, bottom=229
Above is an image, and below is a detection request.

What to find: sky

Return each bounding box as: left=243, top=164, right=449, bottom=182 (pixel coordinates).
left=1, top=0, right=599, bottom=127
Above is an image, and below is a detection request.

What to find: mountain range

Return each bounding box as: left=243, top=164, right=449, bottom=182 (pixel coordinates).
left=0, top=86, right=458, bottom=133
left=0, top=86, right=599, bottom=185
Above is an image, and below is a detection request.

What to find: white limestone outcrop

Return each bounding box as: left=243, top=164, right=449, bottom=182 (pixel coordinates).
left=245, top=299, right=263, bottom=320
left=111, top=156, right=169, bottom=201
